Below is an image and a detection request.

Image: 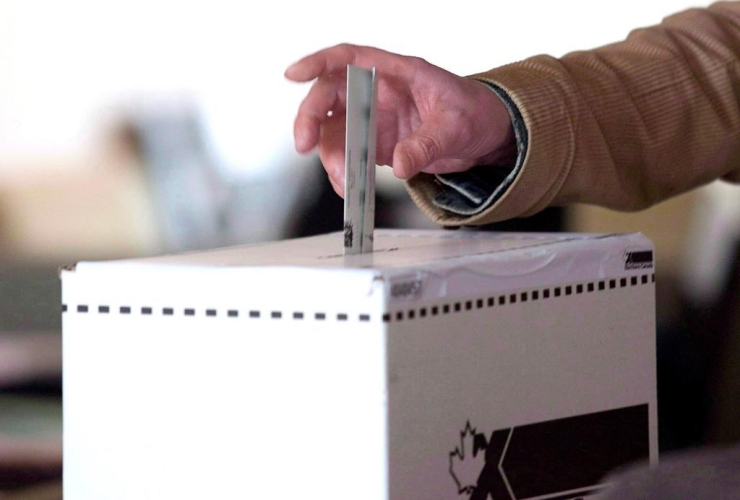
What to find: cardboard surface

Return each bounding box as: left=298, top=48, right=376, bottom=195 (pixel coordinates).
left=62, top=230, right=658, bottom=500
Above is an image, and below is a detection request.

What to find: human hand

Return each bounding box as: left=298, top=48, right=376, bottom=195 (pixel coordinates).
left=285, top=44, right=516, bottom=197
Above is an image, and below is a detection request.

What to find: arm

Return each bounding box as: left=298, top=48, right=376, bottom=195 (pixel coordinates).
left=408, top=2, right=740, bottom=225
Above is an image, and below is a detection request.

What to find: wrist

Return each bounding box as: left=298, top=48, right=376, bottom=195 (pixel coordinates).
left=471, top=79, right=517, bottom=166
left=416, top=78, right=530, bottom=218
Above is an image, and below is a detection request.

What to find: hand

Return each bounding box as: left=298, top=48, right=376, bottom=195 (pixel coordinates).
left=285, top=44, right=516, bottom=197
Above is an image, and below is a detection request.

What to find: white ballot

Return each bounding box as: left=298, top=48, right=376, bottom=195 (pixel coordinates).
left=62, top=230, right=658, bottom=500
left=344, top=65, right=377, bottom=255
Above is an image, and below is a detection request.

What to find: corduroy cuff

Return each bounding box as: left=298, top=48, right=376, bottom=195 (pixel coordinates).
left=405, top=57, right=575, bottom=225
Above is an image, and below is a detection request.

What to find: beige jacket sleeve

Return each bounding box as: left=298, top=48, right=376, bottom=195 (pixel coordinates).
left=406, top=1, right=740, bottom=225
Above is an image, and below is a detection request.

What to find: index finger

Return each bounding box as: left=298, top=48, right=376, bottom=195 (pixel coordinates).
left=284, top=44, right=412, bottom=82
left=285, top=44, right=356, bottom=82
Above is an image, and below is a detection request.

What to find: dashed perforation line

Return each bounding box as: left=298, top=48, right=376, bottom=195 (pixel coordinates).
left=379, top=273, right=655, bottom=323
left=62, top=273, right=654, bottom=324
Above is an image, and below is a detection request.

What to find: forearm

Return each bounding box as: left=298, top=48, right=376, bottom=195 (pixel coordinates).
left=408, top=1, right=740, bottom=225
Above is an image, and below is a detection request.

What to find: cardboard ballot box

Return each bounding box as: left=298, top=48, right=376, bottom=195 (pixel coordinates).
left=61, top=230, right=658, bottom=500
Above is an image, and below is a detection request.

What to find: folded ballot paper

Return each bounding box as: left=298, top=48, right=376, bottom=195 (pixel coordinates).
left=61, top=229, right=658, bottom=500
left=343, top=65, right=377, bottom=255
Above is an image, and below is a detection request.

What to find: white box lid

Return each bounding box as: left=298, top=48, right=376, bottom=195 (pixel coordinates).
left=62, top=230, right=654, bottom=309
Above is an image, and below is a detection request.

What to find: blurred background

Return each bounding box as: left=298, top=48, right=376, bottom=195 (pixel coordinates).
left=1, top=0, right=739, bottom=498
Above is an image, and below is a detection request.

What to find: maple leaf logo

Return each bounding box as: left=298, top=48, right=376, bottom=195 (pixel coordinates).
left=449, top=421, right=488, bottom=496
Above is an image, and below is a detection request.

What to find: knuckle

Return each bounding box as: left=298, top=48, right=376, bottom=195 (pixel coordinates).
left=407, top=56, right=429, bottom=69
left=415, top=134, right=439, bottom=162
left=332, top=43, right=347, bottom=55
left=335, top=43, right=356, bottom=58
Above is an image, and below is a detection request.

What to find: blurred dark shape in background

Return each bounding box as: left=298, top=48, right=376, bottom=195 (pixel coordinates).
left=657, top=238, right=740, bottom=450
left=131, top=108, right=325, bottom=251
left=0, top=267, right=62, bottom=498
left=129, top=106, right=446, bottom=249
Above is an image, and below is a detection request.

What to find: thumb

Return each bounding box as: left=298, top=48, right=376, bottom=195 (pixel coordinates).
left=392, top=117, right=456, bottom=179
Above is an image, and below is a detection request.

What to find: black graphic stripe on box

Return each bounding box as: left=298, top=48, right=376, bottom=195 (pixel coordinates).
left=468, top=404, right=649, bottom=500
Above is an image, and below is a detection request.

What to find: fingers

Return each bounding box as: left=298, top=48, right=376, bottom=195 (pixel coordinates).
left=285, top=44, right=356, bottom=82
left=294, top=75, right=346, bottom=153
left=421, top=157, right=475, bottom=175
left=391, top=116, right=458, bottom=179
left=328, top=174, right=344, bottom=198
left=318, top=112, right=346, bottom=197
left=285, top=44, right=414, bottom=82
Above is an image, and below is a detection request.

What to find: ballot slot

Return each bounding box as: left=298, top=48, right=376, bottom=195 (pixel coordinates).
left=343, top=65, right=377, bottom=255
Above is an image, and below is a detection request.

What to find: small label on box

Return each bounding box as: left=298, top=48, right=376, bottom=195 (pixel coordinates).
left=390, top=277, right=423, bottom=301
left=624, top=250, right=654, bottom=270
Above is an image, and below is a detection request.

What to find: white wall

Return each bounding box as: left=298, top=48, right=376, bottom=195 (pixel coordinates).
left=0, top=0, right=703, bottom=176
